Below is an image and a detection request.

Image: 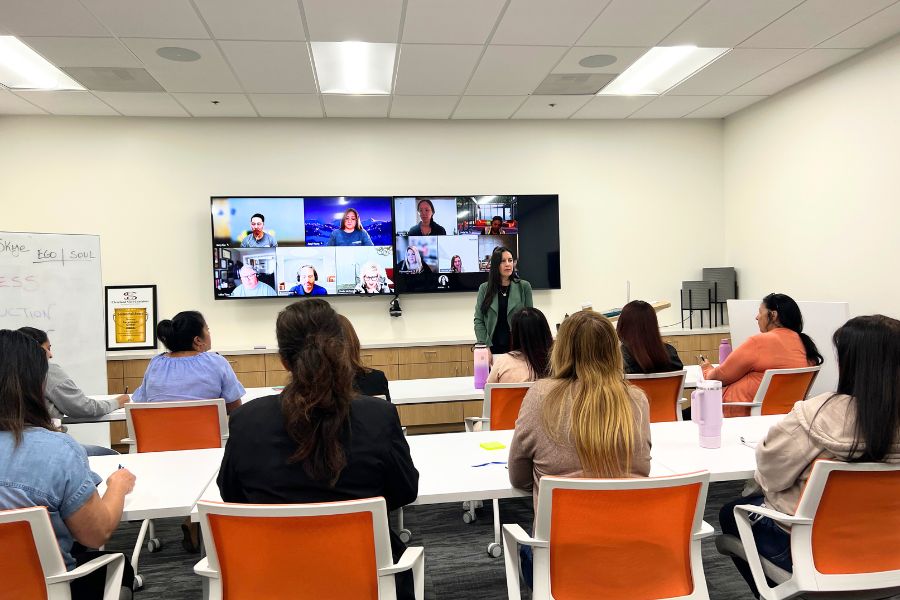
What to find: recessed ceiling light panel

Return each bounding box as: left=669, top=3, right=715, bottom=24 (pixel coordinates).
left=311, top=41, right=396, bottom=95
left=0, top=36, right=84, bottom=90
left=598, top=46, right=730, bottom=96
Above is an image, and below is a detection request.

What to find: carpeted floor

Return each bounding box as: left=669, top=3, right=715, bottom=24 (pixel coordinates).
left=105, top=480, right=762, bottom=599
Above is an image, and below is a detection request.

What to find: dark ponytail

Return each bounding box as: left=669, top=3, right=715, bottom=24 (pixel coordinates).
left=157, top=311, right=206, bottom=352
left=277, top=299, right=355, bottom=485
left=762, top=293, right=823, bottom=365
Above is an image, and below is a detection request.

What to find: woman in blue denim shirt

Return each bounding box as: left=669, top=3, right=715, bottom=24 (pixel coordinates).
left=0, top=329, right=137, bottom=599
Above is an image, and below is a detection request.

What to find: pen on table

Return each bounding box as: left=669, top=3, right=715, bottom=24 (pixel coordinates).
left=118, top=464, right=124, bottom=470
left=124, top=386, right=129, bottom=395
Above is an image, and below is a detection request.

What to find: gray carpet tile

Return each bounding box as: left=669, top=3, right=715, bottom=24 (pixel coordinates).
left=105, top=480, right=763, bottom=599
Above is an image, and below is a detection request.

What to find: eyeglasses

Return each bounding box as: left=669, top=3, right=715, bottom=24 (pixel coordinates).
left=364, top=275, right=380, bottom=281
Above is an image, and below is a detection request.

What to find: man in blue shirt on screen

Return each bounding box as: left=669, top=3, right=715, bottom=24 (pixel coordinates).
left=240, top=213, right=277, bottom=248
left=231, top=265, right=277, bottom=297
left=289, top=265, right=328, bottom=296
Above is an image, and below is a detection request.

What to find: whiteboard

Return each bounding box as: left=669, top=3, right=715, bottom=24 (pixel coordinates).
left=0, top=232, right=106, bottom=395
left=727, top=299, right=850, bottom=397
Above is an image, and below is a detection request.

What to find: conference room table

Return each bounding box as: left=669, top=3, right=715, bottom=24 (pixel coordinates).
left=70, top=365, right=706, bottom=424
left=186, top=413, right=779, bottom=522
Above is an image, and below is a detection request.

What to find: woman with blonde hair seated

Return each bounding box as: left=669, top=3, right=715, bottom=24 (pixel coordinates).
left=353, top=261, right=391, bottom=294
left=508, top=310, right=651, bottom=588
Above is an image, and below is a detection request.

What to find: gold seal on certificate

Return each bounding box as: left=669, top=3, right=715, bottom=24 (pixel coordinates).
left=113, top=307, right=147, bottom=343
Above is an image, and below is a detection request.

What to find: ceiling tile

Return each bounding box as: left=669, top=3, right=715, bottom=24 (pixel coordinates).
left=684, top=95, right=768, bottom=118
left=14, top=90, right=118, bottom=115
left=173, top=92, right=256, bottom=116
left=322, top=94, right=390, bottom=117
left=577, top=0, right=707, bottom=46
left=80, top=0, right=210, bottom=39
left=250, top=94, right=323, bottom=117
left=492, top=0, right=609, bottom=46
left=629, top=95, right=718, bottom=118
left=402, top=0, right=504, bottom=44
left=511, top=95, right=591, bottom=119
left=0, top=0, right=107, bottom=36
left=303, top=0, right=402, bottom=42
left=662, top=0, right=803, bottom=47
left=21, top=37, right=141, bottom=68
left=819, top=1, right=900, bottom=48
left=466, top=45, right=567, bottom=95
left=390, top=95, right=457, bottom=119
left=740, top=0, right=896, bottom=48
left=0, top=89, right=47, bottom=114
left=219, top=41, right=316, bottom=94
left=92, top=91, right=189, bottom=116
left=732, top=48, right=861, bottom=95
left=553, top=46, right=647, bottom=74
left=193, top=0, right=305, bottom=41
left=667, top=48, right=801, bottom=95
left=122, top=39, right=242, bottom=93
left=452, top=95, right=526, bottom=119
left=570, top=95, right=653, bottom=119
left=395, top=44, right=482, bottom=96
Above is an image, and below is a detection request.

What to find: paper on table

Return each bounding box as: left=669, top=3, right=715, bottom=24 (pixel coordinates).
left=479, top=441, right=506, bottom=451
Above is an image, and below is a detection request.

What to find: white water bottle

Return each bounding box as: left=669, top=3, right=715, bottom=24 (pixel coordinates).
left=691, top=380, right=723, bottom=449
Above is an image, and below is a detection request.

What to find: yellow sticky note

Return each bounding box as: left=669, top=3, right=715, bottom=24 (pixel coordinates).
left=480, top=441, right=506, bottom=451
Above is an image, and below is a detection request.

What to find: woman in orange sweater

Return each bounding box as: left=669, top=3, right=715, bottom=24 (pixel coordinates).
left=700, top=293, right=823, bottom=417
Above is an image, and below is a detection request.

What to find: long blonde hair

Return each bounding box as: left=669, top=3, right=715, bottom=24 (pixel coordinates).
left=541, top=311, right=635, bottom=477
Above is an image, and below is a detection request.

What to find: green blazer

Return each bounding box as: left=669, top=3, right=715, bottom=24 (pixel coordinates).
left=473, top=279, right=534, bottom=346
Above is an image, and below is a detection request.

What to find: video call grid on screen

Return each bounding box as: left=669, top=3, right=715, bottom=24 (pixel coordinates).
left=211, top=195, right=560, bottom=299
left=211, top=196, right=395, bottom=299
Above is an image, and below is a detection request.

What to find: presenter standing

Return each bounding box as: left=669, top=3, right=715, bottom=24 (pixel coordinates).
left=474, top=246, right=533, bottom=355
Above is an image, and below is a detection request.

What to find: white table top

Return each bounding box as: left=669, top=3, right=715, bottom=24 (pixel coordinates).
left=188, top=414, right=770, bottom=522
left=76, top=367, right=705, bottom=425
left=651, top=414, right=780, bottom=482
left=90, top=448, right=223, bottom=521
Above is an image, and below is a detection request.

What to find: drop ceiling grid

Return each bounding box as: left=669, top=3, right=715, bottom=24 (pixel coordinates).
left=0, top=0, right=897, bottom=118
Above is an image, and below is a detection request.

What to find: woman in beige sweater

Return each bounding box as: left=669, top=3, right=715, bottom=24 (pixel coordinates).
left=719, top=314, right=900, bottom=597
left=508, top=310, right=651, bottom=588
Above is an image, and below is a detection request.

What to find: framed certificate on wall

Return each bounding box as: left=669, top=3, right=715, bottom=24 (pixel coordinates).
left=105, top=285, right=158, bottom=351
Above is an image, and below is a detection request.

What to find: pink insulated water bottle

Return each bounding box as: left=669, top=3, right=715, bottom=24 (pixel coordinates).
left=691, top=380, right=723, bottom=448
left=718, top=338, right=733, bottom=363
left=474, top=344, right=490, bottom=389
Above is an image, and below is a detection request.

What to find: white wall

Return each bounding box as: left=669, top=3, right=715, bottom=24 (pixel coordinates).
left=0, top=116, right=723, bottom=348
left=723, top=35, right=900, bottom=318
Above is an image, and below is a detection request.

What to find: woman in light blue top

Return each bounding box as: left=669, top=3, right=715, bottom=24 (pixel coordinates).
left=326, top=207, right=374, bottom=246
left=0, top=329, right=137, bottom=597
left=132, top=311, right=245, bottom=414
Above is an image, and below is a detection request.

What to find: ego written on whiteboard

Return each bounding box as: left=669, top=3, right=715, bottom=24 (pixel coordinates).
left=0, top=275, right=38, bottom=292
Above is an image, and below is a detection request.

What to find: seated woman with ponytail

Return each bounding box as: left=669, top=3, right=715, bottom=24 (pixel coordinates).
left=217, top=300, right=419, bottom=599
left=508, top=310, right=651, bottom=588
left=700, top=293, right=823, bottom=417
left=132, top=311, right=244, bottom=414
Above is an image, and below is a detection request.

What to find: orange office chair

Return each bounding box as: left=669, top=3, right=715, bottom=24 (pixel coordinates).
left=502, top=471, right=713, bottom=599
left=463, top=382, right=534, bottom=557
left=728, top=366, right=821, bottom=416
left=122, top=398, right=229, bottom=589
left=626, top=370, right=688, bottom=423
left=0, top=506, right=126, bottom=600
left=716, top=461, right=900, bottom=600
left=194, top=498, right=425, bottom=600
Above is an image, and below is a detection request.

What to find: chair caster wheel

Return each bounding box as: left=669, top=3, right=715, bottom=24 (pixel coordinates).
left=462, top=511, right=476, bottom=524
left=488, top=543, right=503, bottom=558
left=399, top=529, right=412, bottom=543
left=132, top=574, right=144, bottom=590
left=147, top=538, right=162, bottom=552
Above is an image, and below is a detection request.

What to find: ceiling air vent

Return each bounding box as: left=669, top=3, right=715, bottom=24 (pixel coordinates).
left=532, top=73, right=615, bottom=95
left=61, top=67, right=164, bottom=93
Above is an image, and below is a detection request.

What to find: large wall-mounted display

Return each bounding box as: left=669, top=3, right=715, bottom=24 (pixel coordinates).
left=210, top=194, right=559, bottom=300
